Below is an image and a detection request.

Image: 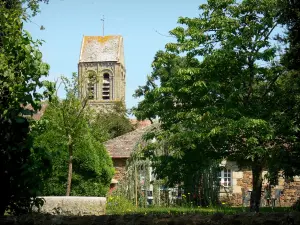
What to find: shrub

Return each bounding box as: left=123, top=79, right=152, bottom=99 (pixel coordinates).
left=106, top=195, right=136, bottom=214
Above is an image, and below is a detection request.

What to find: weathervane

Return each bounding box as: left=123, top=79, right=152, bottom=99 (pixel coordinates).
left=101, top=15, right=105, bottom=36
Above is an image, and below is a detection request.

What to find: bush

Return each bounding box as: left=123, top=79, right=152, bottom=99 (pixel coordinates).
left=106, top=195, right=136, bottom=214
left=32, top=101, right=114, bottom=197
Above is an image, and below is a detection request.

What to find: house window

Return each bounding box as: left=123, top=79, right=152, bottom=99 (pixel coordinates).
left=219, top=169, right=232, bottom=187
left=147, top=191, right=153, bottom=197
left=102, top=73, right=110, bottom=100
left=87, top=72, right=97, bottom=100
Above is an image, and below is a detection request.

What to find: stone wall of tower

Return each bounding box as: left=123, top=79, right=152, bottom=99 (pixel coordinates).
left=78, top=61, right=125, bottom=111
left=78, top=35, right=126, bottom=112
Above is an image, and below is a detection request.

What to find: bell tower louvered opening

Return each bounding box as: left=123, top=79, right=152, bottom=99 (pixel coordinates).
left=102, top=73, right=110, bottom=100
left=88, top=72, right=97, bottom=100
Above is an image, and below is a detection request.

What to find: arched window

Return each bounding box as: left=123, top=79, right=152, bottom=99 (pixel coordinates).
left=102, top=73, right=110, bottom=100
left=87, top=71, right=97, bottom=100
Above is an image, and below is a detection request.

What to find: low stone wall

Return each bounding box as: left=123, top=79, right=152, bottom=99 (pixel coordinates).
left=36, top=196, right=106, bottom=216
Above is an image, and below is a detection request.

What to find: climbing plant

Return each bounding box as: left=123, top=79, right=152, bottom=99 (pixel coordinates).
left=111, top=123, right=220, bottom=207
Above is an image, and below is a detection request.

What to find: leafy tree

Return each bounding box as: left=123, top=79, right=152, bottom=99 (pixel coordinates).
left=277, top=0, right=300, bottom=71
left=133, top=0, right=288, bottom=212
left=91, top=101, right=134, bottom=142
left=269, top=0, right=300, bottom=180
left=0, top=0, right=52, bottom=215
left=32, top=75, right=114, bottom=196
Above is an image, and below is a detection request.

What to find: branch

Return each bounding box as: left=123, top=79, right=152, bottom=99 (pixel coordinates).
left=254, top=22, right=278, bottom=55
left=261, top=73, right=282, bottom=99
left=153, top=29, right=173, bottom=38
left=75, top=95, right=89, bottom=122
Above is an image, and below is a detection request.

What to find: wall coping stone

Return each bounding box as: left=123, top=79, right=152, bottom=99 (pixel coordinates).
left=35, top=196, right=106, bottom=216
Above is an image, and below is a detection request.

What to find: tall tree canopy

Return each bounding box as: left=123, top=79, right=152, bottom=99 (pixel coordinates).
left=277, top=0, right=300, bottom=70
left=133, top=0, right=296, bottom=212
left=0, top=0, right=52, bottom=215
left=91, top=101, right=134, bottom=143
left=32, top=75, right=115, bottom=196
left=271, top=0, right=300, bottom=179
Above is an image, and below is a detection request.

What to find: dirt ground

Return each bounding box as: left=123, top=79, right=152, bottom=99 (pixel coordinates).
left=1, top=212, right=300, bottom=225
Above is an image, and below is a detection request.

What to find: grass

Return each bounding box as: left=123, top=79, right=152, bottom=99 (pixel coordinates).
left=106, top=206, right=292, bottom=215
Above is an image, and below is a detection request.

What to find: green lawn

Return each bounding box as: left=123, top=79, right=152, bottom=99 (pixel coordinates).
left=106, top=206, right=291, bottom=215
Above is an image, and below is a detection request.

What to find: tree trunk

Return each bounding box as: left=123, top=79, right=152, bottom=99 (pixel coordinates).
left=250, top=163, right=263, bottom=212
left=66, top=140, right=73, bottom=196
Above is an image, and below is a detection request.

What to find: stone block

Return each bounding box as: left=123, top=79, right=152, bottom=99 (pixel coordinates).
left=294, top=176, right=300, bottom=182
left=232, top=185, right=242, bottom=194
left=233, top=172, right=243, bottom=179
left=232, top=178, right=237, bottom=186
left=36, top=196, right=106, bottom=216
left=278, top=178, right=284, bottom=186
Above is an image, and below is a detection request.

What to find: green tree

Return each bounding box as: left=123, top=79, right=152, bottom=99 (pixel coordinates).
left=277, top=0, right=300, bottom=71
left=0, top=0, right=52, bottom=215
left=269, top=0, right=300, bottom=180
left=91, top=101, right=134, bottom=142
left=134, top=0, right=287, bottom=212
left=32, top=75, right=114, bottom=196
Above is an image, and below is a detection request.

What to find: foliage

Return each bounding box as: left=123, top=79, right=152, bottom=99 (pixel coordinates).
left=271, top=0, right=300, bottom=179
left=0, top=0, right=53, bottom=216
left=91, top=101, right=134, bottom=142
left=142, top=125, right=221, bottom=207
left=32, top=75, right=114, bottom=196
left=133, top=0, right=294, bottom=212
left=277, top=0, right=300, bottom=71
left=106, top=205, right=291, bottom=215
left=106, top=195, right=136, bottom=214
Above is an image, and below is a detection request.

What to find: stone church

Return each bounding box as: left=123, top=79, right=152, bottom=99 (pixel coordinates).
left=78, top=35, right=126, bottom=111
left=78, top=34, right=153, bottom=189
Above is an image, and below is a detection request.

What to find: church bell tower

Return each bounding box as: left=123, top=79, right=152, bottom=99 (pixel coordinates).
left=78, top=35, right=126, bottom=111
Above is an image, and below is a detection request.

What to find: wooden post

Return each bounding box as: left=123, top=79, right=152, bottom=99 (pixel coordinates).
left=158, top=180, right=160, bottom=206
left=135, top=165, right=138, bottom=207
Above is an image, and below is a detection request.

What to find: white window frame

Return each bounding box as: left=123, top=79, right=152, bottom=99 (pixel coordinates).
left=219, top=168, right=232, bottom=188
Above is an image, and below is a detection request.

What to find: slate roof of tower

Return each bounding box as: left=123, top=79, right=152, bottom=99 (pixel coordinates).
left=79, top=35, right=123, bottom=63
left=104, top=120, right=153, bottom=158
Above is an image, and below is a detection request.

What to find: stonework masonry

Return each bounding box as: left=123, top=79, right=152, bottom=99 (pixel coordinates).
left=78, top=35, right=126, bottom=111
left=112, top=158, right=127, bottom=182
left=220, top=160, right=300, bottom=207
left=36, top=196, right=106, bottom=216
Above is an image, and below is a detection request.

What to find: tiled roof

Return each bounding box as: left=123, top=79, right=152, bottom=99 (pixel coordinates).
left=79, top=35, right=123, bottom=63
left=104, top=121, right=153, bottom=158
left=23, top=102, right=48, bottom=120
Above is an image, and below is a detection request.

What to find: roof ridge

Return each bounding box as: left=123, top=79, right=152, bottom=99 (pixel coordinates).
left=104, top=125, right=152, bottom=144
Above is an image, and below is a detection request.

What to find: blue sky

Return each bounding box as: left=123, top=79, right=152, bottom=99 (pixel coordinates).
left=24, top=0, right=205, bottom=110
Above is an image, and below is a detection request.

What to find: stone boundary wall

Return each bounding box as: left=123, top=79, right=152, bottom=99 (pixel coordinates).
left=35, top=196, right=106, bottom=216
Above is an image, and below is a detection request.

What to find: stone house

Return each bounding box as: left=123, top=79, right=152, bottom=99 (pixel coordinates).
left=218, top=160, right=300, bottom=207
